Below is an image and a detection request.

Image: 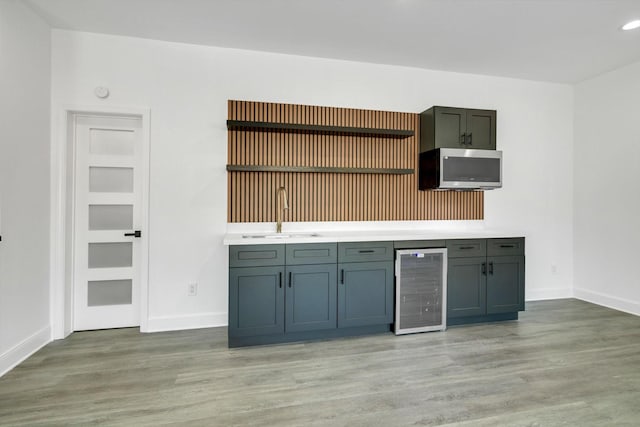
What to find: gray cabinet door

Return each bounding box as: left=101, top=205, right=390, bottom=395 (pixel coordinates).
left=447, top=257, right=487, bottom=318
left=487, top=256, right=525, bottom=314
left=285, top=264, right=337, bottom=332
left=229, top=266, right=285, bottom=337
left=435, top=107, right=467, bottom=149
left=338, top=261, right=394, bottom=328
left=466, top=109, right=496, bottom=150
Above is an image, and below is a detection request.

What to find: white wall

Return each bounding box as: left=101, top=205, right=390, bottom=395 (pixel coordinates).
left=51, top=30, right=574, bottom=332
left=0, top=1, right=51, bottom=375
left=574, top=59, right=640, bottom=315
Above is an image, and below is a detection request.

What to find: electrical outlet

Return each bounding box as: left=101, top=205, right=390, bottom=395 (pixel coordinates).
left=188, top=282, right=198, bottom=296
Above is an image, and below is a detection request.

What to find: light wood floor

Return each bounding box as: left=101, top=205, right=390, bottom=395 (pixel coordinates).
left=1, top=299, right=639, bottom=426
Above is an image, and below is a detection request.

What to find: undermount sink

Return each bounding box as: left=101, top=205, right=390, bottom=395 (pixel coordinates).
left=242, top=233, right=320, bottom=239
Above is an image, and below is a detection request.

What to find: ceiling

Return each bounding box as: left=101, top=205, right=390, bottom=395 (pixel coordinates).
left=26, top=0, right=640, bottom=84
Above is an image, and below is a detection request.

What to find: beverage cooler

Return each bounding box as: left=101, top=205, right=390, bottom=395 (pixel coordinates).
left=395, top=248, right=447, bottom=335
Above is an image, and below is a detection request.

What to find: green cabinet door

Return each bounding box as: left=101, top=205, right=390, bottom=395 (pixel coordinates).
left=338, top=261, right=394, bottom=328
left=434, top=107, right=467, bottom=149
left=487, top=256, right=525, bottom=314
left=285, top=264, right=337, bottom=332
left=229, top=266, right=285, bottom=337
left=466, top=109, right=497, bottom=150
left=447, top=257, right=487, bottom=318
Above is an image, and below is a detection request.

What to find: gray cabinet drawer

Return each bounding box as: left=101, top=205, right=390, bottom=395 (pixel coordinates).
left=229, top=244, right=285, bottom=268
left=338, top=241, right=394, bottom=263
left=286, top=243, right=337, bottom=265
left=394, top=240, right=446, bottom=250
left=487, top=238, right=524, bottom=256
left=446, top=239, right=486, bottom=258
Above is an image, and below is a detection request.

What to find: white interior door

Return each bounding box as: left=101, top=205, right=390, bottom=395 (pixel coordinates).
left=73, top=115, right=144, bottom=330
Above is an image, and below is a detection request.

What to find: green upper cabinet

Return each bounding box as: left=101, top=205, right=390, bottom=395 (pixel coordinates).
left=420, top=106, right=497, bottom=152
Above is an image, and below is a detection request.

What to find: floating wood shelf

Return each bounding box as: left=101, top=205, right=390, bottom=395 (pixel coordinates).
left=226, top=165, right=414, bottom=175
left=227, top=120, right=414, bottom=139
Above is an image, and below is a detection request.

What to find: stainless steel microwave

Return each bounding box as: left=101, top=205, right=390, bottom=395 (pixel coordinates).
left=419, top=148, right=502, bottom=190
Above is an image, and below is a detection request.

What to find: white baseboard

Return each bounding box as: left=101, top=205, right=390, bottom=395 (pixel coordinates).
left=573, top=288, right=640, bottom=316
left=0, top=326, right=51, bottom=377
left=526, top=287, right=573, bottom=301
left=144, top=312, right=227, bottom=333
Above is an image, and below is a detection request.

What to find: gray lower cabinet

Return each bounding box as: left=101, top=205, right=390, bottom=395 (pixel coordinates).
left=337, top=241, right=394, bottom=328
left=229, top=237, right=524, bottom=346
left=229, top=242, right=391, bottom=347
left=286, top=264, right=337, bottom=332
left=447, top=238, right=525, bottom=324
left=447, top=256, right=487, bottom=318
left=486, top=255, right=525, bottom=314
left=228, top=265, right=285, bottom=337
left=229, top=244, right=286, bottom=339
left=338, top=261, right=394, bottom=328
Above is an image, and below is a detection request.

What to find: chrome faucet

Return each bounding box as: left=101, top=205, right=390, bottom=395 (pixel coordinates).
left=276, top=186, right=289, bottom=233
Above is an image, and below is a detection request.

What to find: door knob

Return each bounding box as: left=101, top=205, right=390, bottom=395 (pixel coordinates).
left=124, top=230, right=142, bottom=238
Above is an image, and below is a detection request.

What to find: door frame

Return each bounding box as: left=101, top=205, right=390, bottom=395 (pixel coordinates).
left=50, top=105, right=151, bottom=339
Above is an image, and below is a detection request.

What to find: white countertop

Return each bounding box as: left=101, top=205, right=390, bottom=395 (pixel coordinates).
left=223, top=227, right=524, bottom=246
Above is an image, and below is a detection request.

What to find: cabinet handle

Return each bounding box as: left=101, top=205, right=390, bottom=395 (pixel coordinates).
left=499, top=244, right=515, bottom=248
left=358, top=250, right=375, bottom=253
left=124, top=230, right=141, bottom=238
left=481, top=262, right=486, bottom=275
left=460, top=133, right=466, bottom=145
left=279, top=272, right=282, bottom=288
left=288, top=271, right=292, bottom=288
left=489, top=262, right=494, bottom=275
left=467, top=133, right=472, bottom=145
left=340, top=269, right=344, bottom=284
left=459, top=246, right=475, bottom=250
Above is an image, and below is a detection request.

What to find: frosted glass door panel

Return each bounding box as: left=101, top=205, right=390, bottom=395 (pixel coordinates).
left=88, top=279, right=132, bottom=306
left=89, top=128, right=134, bottom=155
left=89, top=167, right=134, bottom=193
left=88, top=242, right=133, bottom=268
left=89, top=205, right=133, bottom=230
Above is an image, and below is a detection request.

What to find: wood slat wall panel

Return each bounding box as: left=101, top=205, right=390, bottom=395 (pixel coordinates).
left=227, top=100, right=483, bottom=223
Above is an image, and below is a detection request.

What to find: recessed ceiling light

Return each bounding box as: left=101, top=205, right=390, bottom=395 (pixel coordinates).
left=622, top=20, right=640, bottom=31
